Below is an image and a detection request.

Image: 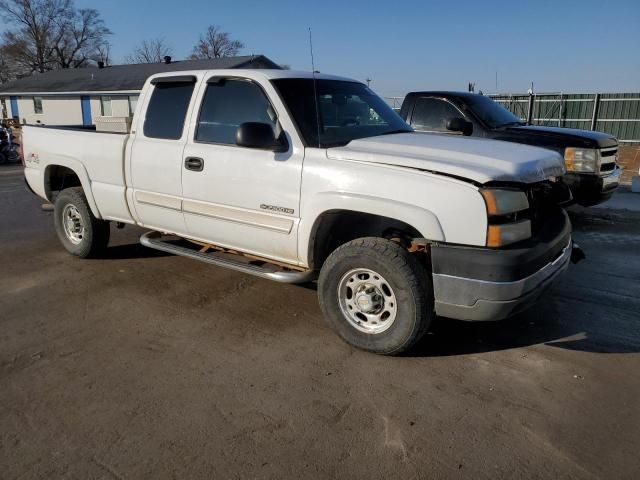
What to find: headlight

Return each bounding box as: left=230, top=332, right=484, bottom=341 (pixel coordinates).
left=481, top=188, right=529, bottom=215
left=564, top=148, right=598, bottom=173
left=481, top=188, right=531, bottom=247
left=487, top=221, right=532, bottom=248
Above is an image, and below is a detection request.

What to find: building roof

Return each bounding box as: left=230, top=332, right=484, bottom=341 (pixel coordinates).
left=0, top=55, right=281, bottom=95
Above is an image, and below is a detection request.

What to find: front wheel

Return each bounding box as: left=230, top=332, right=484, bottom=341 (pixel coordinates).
left=318, top=237, right=434, bottom=355
left=54, top=187, right=110, bottom=258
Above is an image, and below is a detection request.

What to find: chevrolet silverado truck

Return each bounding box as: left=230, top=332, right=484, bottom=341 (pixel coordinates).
left=399, top=91, right=621, bottom=206
left=23, top=69, right=576, bottom=355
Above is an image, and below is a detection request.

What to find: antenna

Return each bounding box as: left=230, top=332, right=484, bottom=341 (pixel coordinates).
left=309, top=27, right=321, bottom=148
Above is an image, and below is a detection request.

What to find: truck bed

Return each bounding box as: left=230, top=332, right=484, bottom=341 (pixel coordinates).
left=22, top=125, right=133, bottom=223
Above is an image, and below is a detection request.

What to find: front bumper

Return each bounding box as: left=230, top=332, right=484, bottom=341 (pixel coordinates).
left=564, top=167, right=621, bottom=206
left=431, top=209, right=572, bottom=321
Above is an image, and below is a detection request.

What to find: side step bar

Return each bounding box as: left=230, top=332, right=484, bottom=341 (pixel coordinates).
left=140, top=231, right=316, bottom=284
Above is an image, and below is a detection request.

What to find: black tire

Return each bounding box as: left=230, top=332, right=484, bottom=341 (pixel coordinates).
left=54, top=187, right=110, bottom=258
left=318, top=237, right=433, bottom=355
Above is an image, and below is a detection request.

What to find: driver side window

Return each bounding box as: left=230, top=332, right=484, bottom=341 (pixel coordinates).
left=196, top=79, right=276, bottom=144
left=411, top=97, right=462, bottom=132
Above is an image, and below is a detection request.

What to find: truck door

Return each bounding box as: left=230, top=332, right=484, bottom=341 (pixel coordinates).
left=129, top=76, right=197, bottom=235
left=181, top=75, right=304, bottom=265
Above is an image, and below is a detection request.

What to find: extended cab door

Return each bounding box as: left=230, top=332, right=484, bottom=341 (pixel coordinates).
left=181, top=75, right=304, bottom=265
left=128, top=76, right=197, bottom=235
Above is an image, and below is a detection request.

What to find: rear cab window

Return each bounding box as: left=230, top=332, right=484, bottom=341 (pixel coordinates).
left=143, top=76, right=197, bottom=140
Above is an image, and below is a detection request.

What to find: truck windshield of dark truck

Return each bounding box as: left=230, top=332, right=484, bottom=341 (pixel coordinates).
left=467, top=95, right=524, bottom=129
left=272, top=79, right=411, bottom=147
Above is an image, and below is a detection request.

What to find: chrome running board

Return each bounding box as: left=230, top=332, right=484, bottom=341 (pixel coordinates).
left=140, top=231, right=316, bottom=284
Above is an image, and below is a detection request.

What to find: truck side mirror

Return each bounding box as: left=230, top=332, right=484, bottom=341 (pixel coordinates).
left=236, top=122, right=287, bottom=152
left=446, top=117, right=473, bottom=136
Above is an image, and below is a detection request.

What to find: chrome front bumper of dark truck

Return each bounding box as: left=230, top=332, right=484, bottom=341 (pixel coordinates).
left=564, top=166, right=621, bottom=206
left=431, top=209, right=572, bottom=321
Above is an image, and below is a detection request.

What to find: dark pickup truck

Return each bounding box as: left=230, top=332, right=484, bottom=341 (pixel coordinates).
left=399, top=92, right=621, bottom=206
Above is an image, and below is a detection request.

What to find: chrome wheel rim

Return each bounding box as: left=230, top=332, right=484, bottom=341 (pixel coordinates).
left=337, top=268, right=398, bottom=334
left=62, top=204, right=85, bottom=245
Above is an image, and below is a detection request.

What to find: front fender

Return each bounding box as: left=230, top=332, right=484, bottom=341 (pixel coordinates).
left=298, top=191, right=445, bottom=266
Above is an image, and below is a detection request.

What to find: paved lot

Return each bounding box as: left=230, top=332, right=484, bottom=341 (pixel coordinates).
left=1, top=165, right=639, bottom=479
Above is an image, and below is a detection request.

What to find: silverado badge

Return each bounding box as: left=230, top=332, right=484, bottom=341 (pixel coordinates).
left=260, top=204, right=294, bottom=215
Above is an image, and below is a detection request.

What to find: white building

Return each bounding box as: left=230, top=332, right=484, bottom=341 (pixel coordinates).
left=0, top=55, right=280, bottom=126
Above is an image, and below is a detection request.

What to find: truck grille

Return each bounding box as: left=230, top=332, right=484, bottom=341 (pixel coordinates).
left=599, top=146, right=618, bottom=175
left=525, top=180, right=571, bottom=234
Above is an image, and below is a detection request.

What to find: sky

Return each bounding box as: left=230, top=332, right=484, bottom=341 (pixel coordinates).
left=4, top=0, right=640, bottom=97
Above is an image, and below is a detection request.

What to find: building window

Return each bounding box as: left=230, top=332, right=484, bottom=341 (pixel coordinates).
left=128, top=95, right=139, bottom=117
left=100, top=96, right=112, bottom=116
left=33, top=97, right=43, bottom=115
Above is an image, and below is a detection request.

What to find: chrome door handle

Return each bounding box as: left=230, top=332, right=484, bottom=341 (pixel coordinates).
left=184, top=157, right=204, bottom=172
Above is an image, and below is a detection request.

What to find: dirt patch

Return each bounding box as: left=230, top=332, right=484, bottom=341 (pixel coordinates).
left=618, top=146, right=640, bottom=184
left=2, top=153, right=640, bottom=479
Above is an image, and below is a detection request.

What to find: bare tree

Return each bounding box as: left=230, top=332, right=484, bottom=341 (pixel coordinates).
left=189, top=25, right=243, bottom=59
left=92, top=42, right=110, bottom=66
left=0, top=45, right=20, bottom=83
left=54, top=8, right=111, bottom=68
left=0, top=0, right=111, bottom=81
left=125, top=38, right=173, bottom=64
left=0, top=0, right=71, bottom=74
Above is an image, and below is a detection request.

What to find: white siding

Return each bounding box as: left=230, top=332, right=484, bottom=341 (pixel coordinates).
left=91, top=96, right=131, bottom=119
left=3, top=94, right=141, bottom=125
left=16, top=96, right=83, bottom=125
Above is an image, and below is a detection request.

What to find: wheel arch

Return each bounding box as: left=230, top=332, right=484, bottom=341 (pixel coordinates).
left=44, top=161, right=101, bottom=218
left=301, top=193, right=445, bottom=269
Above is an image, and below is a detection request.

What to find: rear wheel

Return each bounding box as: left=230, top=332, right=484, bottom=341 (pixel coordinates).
left=318, top=237, right=433, bottom=355
left=54, top=187, right=110, bottom=258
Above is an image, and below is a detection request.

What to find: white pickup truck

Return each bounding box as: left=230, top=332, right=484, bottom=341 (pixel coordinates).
left=23, top=69, right=576, bottom=354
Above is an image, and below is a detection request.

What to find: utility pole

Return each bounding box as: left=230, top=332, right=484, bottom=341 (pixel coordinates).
left=527, top=82, right=535, bottom=125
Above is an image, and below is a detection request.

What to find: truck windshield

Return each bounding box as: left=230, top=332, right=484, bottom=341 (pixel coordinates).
left=272, top=78, right=412, bottom=148
left=467, top=95, right=525, bottom=129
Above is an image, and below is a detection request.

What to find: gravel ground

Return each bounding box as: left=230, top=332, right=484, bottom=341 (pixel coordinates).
left=1, top=166, right=639, bottom=479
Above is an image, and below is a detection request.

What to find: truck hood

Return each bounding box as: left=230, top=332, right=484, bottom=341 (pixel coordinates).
left=502, top=125, right=618, bottom=149
left=326, top=132, right=565, bottom=184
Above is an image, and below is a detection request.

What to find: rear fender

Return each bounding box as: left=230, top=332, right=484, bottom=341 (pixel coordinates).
left=43, top=157, right=101, bottom=218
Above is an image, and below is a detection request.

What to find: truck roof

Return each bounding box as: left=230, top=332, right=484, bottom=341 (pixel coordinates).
left=147, top=69, right=359, bottom=84
left=405, top=91, right=483, bottom=101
